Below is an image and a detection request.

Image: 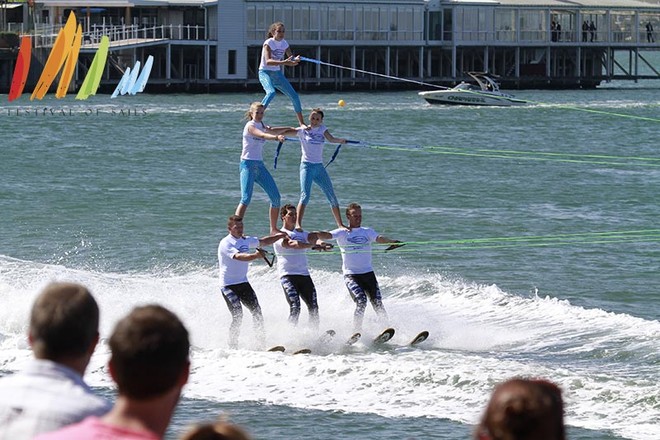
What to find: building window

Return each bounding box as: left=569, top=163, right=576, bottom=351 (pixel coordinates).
left=228, top=49, right=236, bottom=75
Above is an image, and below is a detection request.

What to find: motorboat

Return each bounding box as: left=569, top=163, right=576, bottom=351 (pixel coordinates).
left=418, top=72, right=526, bottom=106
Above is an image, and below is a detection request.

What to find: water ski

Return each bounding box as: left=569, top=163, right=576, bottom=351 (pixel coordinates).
left=346, top=332, right=361, bottom=346
left=293, top=348, right=312, bottom=355
left=409, top=331, right=429, bottom=346
left=267, top=345, right=285, bottom=352
left=319, top=329, right=336, bottom=344
left=373, top=328, right=395, bottom=345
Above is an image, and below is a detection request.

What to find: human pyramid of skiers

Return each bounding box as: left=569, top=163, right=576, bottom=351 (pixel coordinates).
left=218, top=21, right=404, bottom=349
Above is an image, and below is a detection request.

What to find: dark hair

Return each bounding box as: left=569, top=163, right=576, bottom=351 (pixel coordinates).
left=30, top=282, right=99, bottom=360
left=345, top=202, right=361, bottom=217
left=228, top=215, right=243, bottom=228
left=109, top=305, right=190, bottom=399
left=310, top=108, right=324, bottom=119
left=475, top=378, right=566, bottom=440
left=181, top=421, right=252, bottom=440
left=280, top=204, right=296, bottom=218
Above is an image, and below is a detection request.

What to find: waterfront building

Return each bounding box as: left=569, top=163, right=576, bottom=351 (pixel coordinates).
left=1, top=0, right=659, bottom=92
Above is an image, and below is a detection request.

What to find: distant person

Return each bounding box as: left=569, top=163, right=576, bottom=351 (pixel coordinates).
left=180, top=420, right=252, bottom=440
left=474, top=377, right=566, bottom=440
left=0, top=282, right=111, bottom=440
left=329, top=203, right=402, bottom=332
left=646, top=22, right=655, bottom=43
left=550, top=21, right=557, bottom=42
left=582, top=20, right=588, bottom=42
left=259, top=22, right=305, bottom=126
left=556, top=22, right=562, bottom=41
left=280, top=108, right=349, bottom=231
left=219, top=215, right=285, bottom=348
left=235, top=102, right=294, bottom=234
left=272, top=204, right=334, bottom=329
left=36, top=304, right=191, bottom=440
left=589, top=20, right=596, bottom=42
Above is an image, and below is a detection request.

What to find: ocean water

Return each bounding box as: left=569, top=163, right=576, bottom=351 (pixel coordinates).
left=0, top=85, right=658, bottom=440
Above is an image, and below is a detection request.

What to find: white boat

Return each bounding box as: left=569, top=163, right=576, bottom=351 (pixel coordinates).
left=418, top=72, right=526, bottom=106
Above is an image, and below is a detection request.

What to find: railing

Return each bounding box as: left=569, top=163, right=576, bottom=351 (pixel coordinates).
left=26, top=23, right=211, bottom=48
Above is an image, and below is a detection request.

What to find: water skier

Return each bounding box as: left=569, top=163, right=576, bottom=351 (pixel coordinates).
left=235, top=102, right=294, bottom=235
left=259, top=22, right=305, bottom=126
left=218, top=215, right=286, bottom=348
left=280, top=108, right=348, bottom=231
left=273, top=204, right=334, bottom=330
left=330, top=203, right=402, bottom=332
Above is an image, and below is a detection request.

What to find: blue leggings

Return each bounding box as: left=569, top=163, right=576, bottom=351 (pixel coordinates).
left=259, top=69, right=303, bottom=113
left=299, top=162, right=339, bottom=207
left=239, top=160, right=281, bottom=207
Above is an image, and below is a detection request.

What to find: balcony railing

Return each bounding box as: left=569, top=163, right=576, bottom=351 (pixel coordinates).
left=25, top=23, right=215, bottom=48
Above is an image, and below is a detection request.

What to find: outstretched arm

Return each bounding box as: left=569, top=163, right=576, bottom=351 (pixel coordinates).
left=324, top=129, right=347, bottom=145
left=309, top=231, right=333, bottom=241
left=248, top=124, right=286, bottom=142
left=259, top=232, right=287, bottom=247
left=376, top=235, right=405, bottom=251
left=270, top=126, right=299, bottom=136
left=375, top=235, right=400, bottom=245
left=308, top=231, right=334, bottom=251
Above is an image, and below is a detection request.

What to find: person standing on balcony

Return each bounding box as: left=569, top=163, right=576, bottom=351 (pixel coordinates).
left=259, top=22, right=306, bottom=127
left=646, top=22, right=655, bottom=43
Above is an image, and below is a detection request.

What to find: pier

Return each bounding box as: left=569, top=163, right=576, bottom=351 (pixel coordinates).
left=1, top=0, right=659, bottom=93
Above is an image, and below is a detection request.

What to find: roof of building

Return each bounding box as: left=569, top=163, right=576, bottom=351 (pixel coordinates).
left=38, top=0, right=217, bottom=6
left=438, top=0, right=660, bottom=8
left=37, top=0, right=660, bottom=8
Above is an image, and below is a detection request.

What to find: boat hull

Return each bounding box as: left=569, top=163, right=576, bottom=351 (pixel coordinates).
left=418, top=90, right=525, bottom=107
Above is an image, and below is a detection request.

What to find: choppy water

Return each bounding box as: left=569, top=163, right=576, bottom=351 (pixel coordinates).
left=1, top=85, right=659, bottom=439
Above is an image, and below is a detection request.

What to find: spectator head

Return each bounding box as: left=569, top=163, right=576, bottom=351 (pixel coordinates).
left=108, top=304, right=190, bottom=400
left=29, top=282, right=99, bottom=363
left=180, top=420, right=252, bottom=440
left=475, top=378, right=566, bottom=440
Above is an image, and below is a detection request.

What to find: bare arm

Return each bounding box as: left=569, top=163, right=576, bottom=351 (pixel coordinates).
left=307, top=231, right=334, bottom=251
left=324, top=129, right=347, bottom=145
left=376, top=235, right=401, bottom=245
left=270, top=126, right=299, bottom=136
left=248, top=124, right=286, bottom=142
left=376, top=235, right=405, bottom=251
left=309, top=231, right=333, bottom=241
left=264, top=44, right=300, bottom=67
left=259, top=232, right=287, bottom=247
left=232, top=251, right=264, bottom=262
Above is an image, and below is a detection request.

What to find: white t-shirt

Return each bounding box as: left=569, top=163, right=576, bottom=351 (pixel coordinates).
left=297, top=125, right=326, bottom=164
left=241, top=120, right=267, bottom=161
left=330, top=227, right=380, bottom=275
left=273, top=228, right=310, bottom=277
left=218, top=234, right=260, bottom=286
left=259, top=38, right=289, bottom=71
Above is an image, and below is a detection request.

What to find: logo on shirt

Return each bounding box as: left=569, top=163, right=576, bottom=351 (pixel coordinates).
left=303, top=130, right=325, bottom=145
left=347, top=235, right=369, bottom=245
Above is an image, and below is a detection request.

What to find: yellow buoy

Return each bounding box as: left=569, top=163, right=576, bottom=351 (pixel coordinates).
left=338, top=99, right=346, bottom=107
